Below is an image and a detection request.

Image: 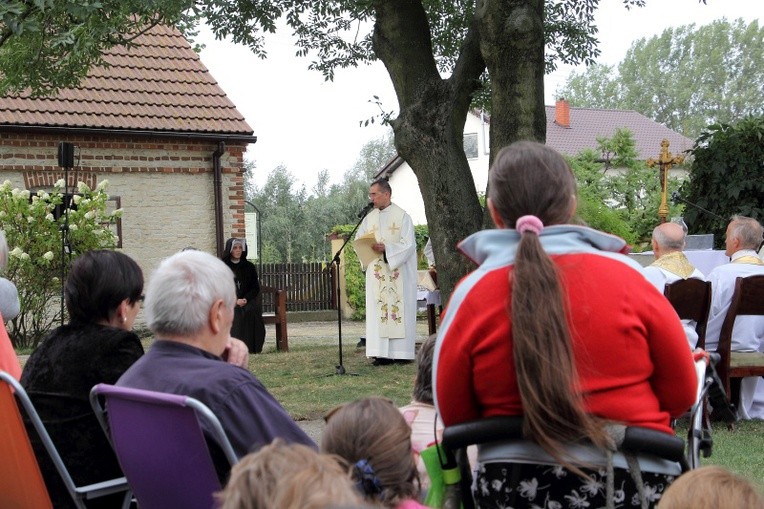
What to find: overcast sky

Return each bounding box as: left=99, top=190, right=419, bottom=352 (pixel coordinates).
left=197, top=1, right=761, bottom=189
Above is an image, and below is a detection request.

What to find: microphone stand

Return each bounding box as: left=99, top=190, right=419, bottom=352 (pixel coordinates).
left=326, top=207, right=370, bottom=376
left=671, top=192, right=724, bottom=221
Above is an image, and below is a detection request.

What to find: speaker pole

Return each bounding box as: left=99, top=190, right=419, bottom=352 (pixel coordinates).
left=57, top=142, right=75, bottom=326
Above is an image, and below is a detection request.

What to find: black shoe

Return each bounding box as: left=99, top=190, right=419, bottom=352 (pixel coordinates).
left=371, top=357, right=394, bottom=366
left=357, top=337, right=366, bottom=348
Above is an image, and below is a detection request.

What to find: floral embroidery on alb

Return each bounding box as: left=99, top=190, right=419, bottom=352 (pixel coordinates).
left=373, top=260, right=405, bottom=337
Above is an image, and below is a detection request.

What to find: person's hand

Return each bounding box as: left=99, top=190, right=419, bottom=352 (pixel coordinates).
left=236, top=298, right=247, bottom=307
left=372, top=242, right=386, bottom=253
left=692, top=348, right=710, bottom=365
left=222, top=337, right=249, bottom=368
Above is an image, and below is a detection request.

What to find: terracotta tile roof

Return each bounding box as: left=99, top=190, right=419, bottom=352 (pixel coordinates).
left=545, top=105, right=694, bottom=159
left=0, top=25, right=254, bottom=137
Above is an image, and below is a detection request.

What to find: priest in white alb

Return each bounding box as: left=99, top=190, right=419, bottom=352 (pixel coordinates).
left=704, top=215, right=764, bottom=420
left=355, top=179, right=417, bottom=366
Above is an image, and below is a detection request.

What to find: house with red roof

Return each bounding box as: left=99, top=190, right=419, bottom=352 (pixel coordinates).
left=377, top=99, right=694, bottom=225
left=0, top=25, right=256, bottom=273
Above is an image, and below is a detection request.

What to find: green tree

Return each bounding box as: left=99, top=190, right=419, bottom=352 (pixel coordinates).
left=680, top=115, right=764, bottom=246
left=0, top=0, right=646, bottom=300
left=250, top=166, right=307, bottom=263
left=558, top=19, right=764, bottom=139
left=568, top=129, right=684, bottom=248
left=249, top=135, right=395, bottom=263
left=556, top=63, right=622, bottom=109
left=333, top=133, right=396, bottom=222
left=0, top=179, right=119, bottom=348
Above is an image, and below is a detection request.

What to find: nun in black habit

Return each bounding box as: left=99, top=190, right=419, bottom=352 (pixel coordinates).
left=222, top=238, right=266, bottom=353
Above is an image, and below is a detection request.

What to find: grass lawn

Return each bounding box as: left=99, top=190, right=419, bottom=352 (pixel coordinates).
left=250, top=339, right=418, bottom=421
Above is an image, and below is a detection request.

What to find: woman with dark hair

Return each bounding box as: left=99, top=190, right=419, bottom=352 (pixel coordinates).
left=434, top=141, right=697, bottom=508
left=21, top=249, right=145, bottom=509
left=222, top=237, right=265, bottom=353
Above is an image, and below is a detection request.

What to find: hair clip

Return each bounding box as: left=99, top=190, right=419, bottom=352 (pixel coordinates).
left=354, top=458, right=383, bottom=496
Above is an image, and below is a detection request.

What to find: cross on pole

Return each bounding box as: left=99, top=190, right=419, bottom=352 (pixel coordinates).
left=646, top=139, right=684, bottom=224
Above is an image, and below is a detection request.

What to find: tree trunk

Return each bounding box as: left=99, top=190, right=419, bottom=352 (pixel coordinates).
left=478, top=0, right=546, bottom=226
left=372, top=0, right=546, bottom=302
left=372, top=0, right=485, bottom=301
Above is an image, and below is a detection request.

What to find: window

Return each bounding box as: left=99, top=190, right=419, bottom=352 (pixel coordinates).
left=104, top=196, right=123, bottom=248
left=463, top=133, right=478, bottom=159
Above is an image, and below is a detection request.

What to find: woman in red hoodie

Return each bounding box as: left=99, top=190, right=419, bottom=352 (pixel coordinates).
left=434, top=141, right=697, bottom=509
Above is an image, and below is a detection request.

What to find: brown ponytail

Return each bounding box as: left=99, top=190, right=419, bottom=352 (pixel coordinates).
left=489, top=141, right=612, bottom=473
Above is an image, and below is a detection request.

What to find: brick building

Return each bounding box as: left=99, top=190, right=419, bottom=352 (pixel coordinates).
left=0, top=25, right=256, bottom=274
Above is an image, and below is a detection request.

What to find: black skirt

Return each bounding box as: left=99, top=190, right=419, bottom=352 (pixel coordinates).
left=474, top=461, right=675, bottom=509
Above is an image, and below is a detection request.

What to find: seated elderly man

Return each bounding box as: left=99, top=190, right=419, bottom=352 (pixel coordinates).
left=705, top=215, right=764, bottom=420
left=643, top=222, right=706, bottom=348
left=117, top=250, right=316, bottom=468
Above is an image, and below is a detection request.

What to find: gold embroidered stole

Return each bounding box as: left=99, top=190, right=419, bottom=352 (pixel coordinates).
left=732, top=255, right=764, bottom=266
left=370, top=206, right=406, bottom=338
left=650, top=251, right=697, bottom=279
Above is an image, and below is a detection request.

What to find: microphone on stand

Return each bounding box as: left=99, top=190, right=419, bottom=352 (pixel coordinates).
left=357, top=202, right=374, bottom=219
left=671, top=192, right=724, bottom=221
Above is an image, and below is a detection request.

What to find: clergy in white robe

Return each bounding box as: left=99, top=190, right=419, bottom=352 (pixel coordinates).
left=643, top=222, right=705, bottom=349
left=704, top=216, right=764, bottom=420
left=355, top=180, right=418, bottom=362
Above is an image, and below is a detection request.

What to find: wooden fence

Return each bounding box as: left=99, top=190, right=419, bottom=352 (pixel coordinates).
left=259, top=262, right=335, bottom=312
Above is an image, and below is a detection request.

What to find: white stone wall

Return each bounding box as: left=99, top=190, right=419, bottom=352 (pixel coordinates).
left=110, top=171, right=218, bottom=275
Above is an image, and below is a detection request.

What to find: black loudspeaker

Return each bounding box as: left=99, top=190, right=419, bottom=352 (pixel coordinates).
left=57, top=142, right=74, bottom=168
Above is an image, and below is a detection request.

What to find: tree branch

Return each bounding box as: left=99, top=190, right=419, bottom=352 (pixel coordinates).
left=447, top=20, right=486, bottom=136
left=371, top=0, right=441, bottom=109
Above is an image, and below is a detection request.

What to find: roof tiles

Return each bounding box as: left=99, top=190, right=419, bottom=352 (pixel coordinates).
left=545, top=105, right=694, bottom=159
left=0, top=25, right=253, bottom=136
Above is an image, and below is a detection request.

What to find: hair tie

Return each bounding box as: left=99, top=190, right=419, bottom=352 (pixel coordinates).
left=354, top=458, right=383, bottom=496
left=515, top=215, right=544, bottom=235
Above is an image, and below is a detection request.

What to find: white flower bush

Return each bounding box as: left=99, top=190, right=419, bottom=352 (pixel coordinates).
left=0, top=180, right=118, bottom=348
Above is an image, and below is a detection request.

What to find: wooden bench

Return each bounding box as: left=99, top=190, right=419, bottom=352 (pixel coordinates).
left=260, top=285, right=288, bottom=352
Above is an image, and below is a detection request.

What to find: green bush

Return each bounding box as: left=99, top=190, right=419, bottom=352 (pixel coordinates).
left=681, top=115, right=764, bottom=246
left=331, top=225, right=366, bottom=320
left=332, top=223, right=430, bottom=320
left=0, top=179, right=120, bottom=348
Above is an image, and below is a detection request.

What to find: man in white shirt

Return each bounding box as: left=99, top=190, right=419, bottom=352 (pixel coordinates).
left=705, top=215, right=764, bottom=419
left=643, top=222, right=705, bottom=348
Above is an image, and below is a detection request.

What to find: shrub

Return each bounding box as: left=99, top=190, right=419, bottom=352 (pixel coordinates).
left=0, top=179, right=120, bottom=348
left=332, top=223, right=430, bottom=320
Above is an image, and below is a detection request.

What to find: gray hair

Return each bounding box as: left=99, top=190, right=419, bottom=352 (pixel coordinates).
left=729, top=215, right=764, bottom=251
left=652, top=222, right=685, bottom=252
left=145, top=250, right=236, bottom=337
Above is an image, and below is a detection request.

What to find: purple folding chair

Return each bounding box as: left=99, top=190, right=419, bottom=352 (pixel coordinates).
left=90, top=384, right=239, bottom=509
